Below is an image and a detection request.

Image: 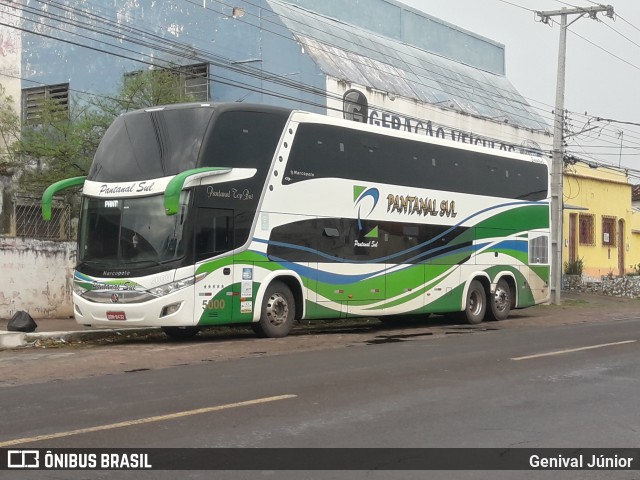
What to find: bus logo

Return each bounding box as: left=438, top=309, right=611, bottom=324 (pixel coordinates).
left=111, top=293, right=120, bottom=303
left=353, top=186, right=379, bottom=238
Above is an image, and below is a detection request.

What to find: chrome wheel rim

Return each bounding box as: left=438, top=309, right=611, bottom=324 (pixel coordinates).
left=468, top=289, right=483, bottom=316
left=494, top=285, right=510, bottom=313
left=266, top=293, right=289, bottom=326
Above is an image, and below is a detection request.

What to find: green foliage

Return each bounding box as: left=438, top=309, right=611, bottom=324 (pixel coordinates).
left=0, top=84, right=20, bottom=177
left=628, top=263, right=640, bottom=276
left=14, top=100, right=112, bottom=193
left=96, top=68, right=195, bottom=116
left=564, top=257, right=584, bottom=276
left=0, top=67, right=196, bottom=194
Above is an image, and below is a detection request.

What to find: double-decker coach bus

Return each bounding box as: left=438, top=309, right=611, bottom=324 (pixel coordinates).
left=42, top=102, right=550, bottom=339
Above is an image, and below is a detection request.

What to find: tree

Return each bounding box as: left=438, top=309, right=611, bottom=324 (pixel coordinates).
left=13, top=99, right=112, bottom=194
left=0, top=84, right=21, bottom=178
left=13, top=66, right=196, bottom=193
left=97, top=67, right=195, bottom=117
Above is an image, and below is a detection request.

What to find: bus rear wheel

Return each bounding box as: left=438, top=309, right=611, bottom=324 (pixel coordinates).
left=253, top=281, right=295, bottom=338
left=462, top=280, right=486, bottom=325
left=161, top=326, right=200, bottom=340
left=486, top=278, right=512, bottom=321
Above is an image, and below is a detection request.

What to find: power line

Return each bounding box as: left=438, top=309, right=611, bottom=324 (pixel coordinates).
left=26, top=0, right=580, bottom=139
left=8, top=0, right=557, bottom=148
left=186, top=0, right=555, bottom=130
left=2, top=18, right=536, bottom=156
left=7, top=0, right=640, bottom=163
left=495, top=0, right=534, bottom=13
left=6, top=2, right=334, bottom=104
left=24, top=0, right=640, bottom=139
left=182, top=0, right=636, bottom=157
left=484, top=0, right=640, bottom=163
left=595, top=116, right=640, bottom=127
left=601, top=20, right=640, bottom=51
left=618, top=13, right=640, bottom=36
left=25, top=2, right=532, bottom=129
left=569, top=30, right=640, bottom=72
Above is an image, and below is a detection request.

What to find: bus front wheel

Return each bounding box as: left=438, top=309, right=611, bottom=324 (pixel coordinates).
left=462, top=280, right=486, bottom=325
left=253, top=281, right=295, bottom=338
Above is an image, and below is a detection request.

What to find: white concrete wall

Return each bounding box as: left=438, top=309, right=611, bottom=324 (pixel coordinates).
left=0, top=237, right=75, bottom=319
left=0, top=6, right=73, bottom=321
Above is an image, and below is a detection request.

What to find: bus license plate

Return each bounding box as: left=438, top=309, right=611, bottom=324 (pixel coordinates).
left=106, top=311, right=127, bottom=321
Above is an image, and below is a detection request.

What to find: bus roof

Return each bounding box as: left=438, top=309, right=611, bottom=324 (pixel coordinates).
left=119, top=102, right=293, bottom=118
left=114, top=102, right=546, bottom=165
left=288, top=109, right=548, bottom=164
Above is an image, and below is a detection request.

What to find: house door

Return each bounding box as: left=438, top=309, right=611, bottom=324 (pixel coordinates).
left=618, top=219, right=625, bottom=276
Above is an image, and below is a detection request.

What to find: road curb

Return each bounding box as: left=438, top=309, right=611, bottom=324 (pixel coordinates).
left=0, top=331, right=26, bottom=349
left=0, top=328, right=159, bottom=350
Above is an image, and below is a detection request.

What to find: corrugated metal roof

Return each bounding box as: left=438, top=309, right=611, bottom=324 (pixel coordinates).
left=267, top=0, right=548, bottom=131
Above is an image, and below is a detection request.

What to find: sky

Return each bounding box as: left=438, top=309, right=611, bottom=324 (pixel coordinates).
left=399, top=0, right=640, bottom=170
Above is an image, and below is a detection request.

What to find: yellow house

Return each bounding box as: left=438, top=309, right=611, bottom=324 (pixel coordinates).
left=563, top=162, right=640, bottom=280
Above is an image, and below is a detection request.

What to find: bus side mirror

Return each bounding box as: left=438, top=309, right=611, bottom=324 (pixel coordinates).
left=41, top=176, right=86, bottom=221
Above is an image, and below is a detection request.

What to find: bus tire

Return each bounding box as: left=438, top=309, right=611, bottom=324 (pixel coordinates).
left=161, top=326, right=200, bottom=340
left=462, top=280, right=486, bottom=325
left=253, top=281, right=295, bottom=338
left=486, top=278, right=512, bottom=321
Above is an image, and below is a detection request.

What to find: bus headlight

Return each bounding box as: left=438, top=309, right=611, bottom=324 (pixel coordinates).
left=148, top=277, right=196, bottom=297
left=73, top=283, right=89, bottom=296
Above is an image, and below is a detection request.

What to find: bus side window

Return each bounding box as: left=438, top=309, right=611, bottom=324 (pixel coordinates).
left=195, top=208, right=234, bottom=261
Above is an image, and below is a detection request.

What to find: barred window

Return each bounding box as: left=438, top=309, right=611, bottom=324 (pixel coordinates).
left=126, top=63, right=210, bottom=102
left=22, top=83, right=69, bottom=125
left=602, top=216, right=616, bottom=247
left=529, top=234, right=549, bottom=264
left=14, top=196, right=72, bottom=240
left=179, top=63, right=209, bottom=101
left=579, top=214, right=595, bottom=246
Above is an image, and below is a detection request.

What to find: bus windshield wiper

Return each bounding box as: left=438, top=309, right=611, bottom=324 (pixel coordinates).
left=126, top=259, right=169, bottom=268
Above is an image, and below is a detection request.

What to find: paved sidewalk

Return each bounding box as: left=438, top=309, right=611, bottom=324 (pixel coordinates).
left=0, top=316, right=158, bottom=349
left=0, top=316, right=88, bottom=333
left=0, top=291, right=638, bottom=350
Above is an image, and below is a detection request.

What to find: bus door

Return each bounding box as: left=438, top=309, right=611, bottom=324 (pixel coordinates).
left=315, top=218, right=388, bottom=318
left=194, top=207, right=240, bottom=325
left=345, top=219, right=386, bottom=317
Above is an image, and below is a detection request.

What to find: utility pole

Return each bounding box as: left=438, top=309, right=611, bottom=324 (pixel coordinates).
left=535, top=5, right=614, bottom=305
left=618, top=130, right=624, bottom=167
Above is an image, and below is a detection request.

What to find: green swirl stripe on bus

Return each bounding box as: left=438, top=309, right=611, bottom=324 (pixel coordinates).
left=41, top=176, right=87, bottom=221
left=164, top=167, right=231, bottom=215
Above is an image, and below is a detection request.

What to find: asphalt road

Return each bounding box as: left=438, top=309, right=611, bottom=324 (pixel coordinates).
left=1, top=298, right=639, bottom=479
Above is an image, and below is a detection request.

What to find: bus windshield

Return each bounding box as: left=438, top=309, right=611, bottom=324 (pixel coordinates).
left=88, top=107, right=215, bottom=182
left=78, top=193, right=190, bottom=267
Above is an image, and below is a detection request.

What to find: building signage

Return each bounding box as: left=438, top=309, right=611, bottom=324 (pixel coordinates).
left=342, top=89, right=543, bottom=157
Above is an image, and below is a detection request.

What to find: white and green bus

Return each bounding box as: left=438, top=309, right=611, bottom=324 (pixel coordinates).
left=42, top=102, right=550, bottom=339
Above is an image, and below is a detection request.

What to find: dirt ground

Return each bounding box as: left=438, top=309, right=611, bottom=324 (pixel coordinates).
left=1, top=292, right=638, bottom=387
